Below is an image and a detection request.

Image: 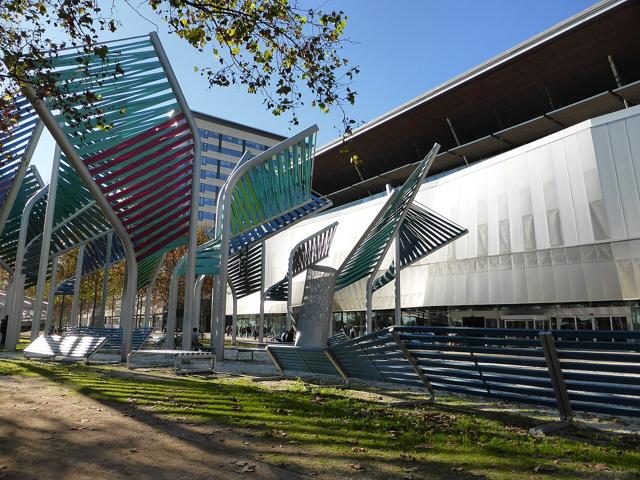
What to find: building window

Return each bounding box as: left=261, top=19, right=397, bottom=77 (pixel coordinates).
left=198, top=211, right=216, bottom=221
left=199, top=197, right=216, bottom=207
left=200, top=184, right=219, bottom=193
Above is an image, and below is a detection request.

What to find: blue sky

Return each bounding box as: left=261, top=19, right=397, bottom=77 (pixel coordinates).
left=31, top=0, right=598, bottom=179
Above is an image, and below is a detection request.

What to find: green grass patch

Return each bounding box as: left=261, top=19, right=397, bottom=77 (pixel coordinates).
left=1, top=359, right=639, bottom=479
left=0, top=337, right=29, bottom=353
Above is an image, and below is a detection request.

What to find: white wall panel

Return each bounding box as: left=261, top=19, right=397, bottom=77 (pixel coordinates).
left=608, top=120, right=640, bottom=237
left=235, top=105, right=640, bottom=314
left=592, top=125, right=627, bottom=240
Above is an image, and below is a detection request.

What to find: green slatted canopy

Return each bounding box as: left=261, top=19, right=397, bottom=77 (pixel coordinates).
left=335, top=144, right=441, bottom=291
left=217, top=127, right=316, bottom=239
left=22, top=158, right=113, bottom=286
left=186, top=127, right=331, bottom=277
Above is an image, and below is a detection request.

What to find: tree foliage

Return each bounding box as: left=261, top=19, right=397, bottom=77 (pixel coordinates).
left=0, top=0, right=358, bottom=140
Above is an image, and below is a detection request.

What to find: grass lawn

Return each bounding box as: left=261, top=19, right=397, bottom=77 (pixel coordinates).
left=1, top=358, right=639, bottom=479
left=0, top=337, right=29, bottom=352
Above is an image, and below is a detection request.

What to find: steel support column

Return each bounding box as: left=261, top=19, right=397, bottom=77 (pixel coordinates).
left=31, top=146, right=62, bottom=340
left=70, top=244, right=85, bottom=327
left=144, top=252, right=167, bottom=329
left=4, top=184, right=48, bottom=350
left=43, top=256, right=58, bottom=335
left=97, top=231, right=113, bottom=328
left=191, top=274, right=205, bottom=335
left=365, top=277, right=373, bottom=335
left=165, top=256, right=186, bottom=350
left=531, top=332, right=574, bottom=434
left=259, top=244, right=265, bottom=344
left=231, top=285, right=238, bottom=346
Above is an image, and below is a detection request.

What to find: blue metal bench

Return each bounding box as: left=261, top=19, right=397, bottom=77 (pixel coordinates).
left=327, top=331, right=349, bottom=346
left=266, top=345, right=343, bottom=379
left=66, top=326, right=152, bottom=351
left=265, top=326, right=640, bottom=432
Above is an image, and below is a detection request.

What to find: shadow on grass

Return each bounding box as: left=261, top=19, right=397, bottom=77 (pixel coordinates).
left=9, top=360, right=640, bottom=480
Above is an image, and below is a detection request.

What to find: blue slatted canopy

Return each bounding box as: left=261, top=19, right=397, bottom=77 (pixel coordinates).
left=372, top=202, right=468, bottom=291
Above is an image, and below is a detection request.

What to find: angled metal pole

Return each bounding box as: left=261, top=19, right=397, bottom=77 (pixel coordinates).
left=165, top=255, right=186, bottom=349
left=23, top=84, right=138, bottom=363
left=97, top=231, right=113, bottom=328
left=70, top=244, right=85, bottom=327
left=394, top=239, right=402, bottom=326
left=4, top=183, right=48, bottom=350
left=43, top=256, right=58, bottom=335
left=144, top=252, right=167, bottom=329
left=0, top=121, right=44, bottom=234
left=31, top=146, right=62, bottom=340
left=365, top=276, right=374, bottom=335
left=209, top=278, right=216, bottom=348
left=231, top=284, right=238, bottom=346
left=390, top=328, right=435, bottom=400
left=286, top=252, right=294, bottom=330
left=384, top=184, right=402, bottom=327
left=531, top=331, right=574, bottom=434
left=324, top=349, right=350, bottom=386
left=150, top=31, right=202, bottom=352
left=186, top=274, right=205, bottom=347
left=259, top=241, right=265, bottom=344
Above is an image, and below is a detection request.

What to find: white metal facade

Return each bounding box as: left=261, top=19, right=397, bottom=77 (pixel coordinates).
left=235, top=106, right=640, bottom=325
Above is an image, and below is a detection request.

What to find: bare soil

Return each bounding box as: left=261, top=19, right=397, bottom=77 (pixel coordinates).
left=0, top=375, right=331, bottom=480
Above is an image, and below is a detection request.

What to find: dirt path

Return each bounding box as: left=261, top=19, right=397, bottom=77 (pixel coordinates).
left=0, top=376, right=316, bottom=480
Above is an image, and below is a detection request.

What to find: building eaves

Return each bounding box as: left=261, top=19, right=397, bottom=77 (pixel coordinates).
left=316, top=0, right=628, bottom=155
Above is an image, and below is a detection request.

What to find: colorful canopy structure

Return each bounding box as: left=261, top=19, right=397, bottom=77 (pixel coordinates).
left=228, top=242, right=263, bottom=300
left=0, top=166, right=45, bottom=278
left=0, top=98, right=43, bottom=234
left=265, top=221, right=339, bottom=301
left=371, top=202, right=468, bottom=291
left=22, top=33, right=201, bottom=358
left=22, top=159, right=113, bottom=285
left=54, top=233, right=125, bottom=295
left=335, top=144, right=441, bottom=292
left=210, top=125, right=333, bottom=359
left=182, top=195, right=330, bottom=277
left=162, top=125, right=331, bottom=358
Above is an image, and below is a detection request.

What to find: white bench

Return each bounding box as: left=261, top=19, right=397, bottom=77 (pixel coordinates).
left=127, top=349, right=215, bottom=373
left=227, top=346, right=265, bottom=361
left=24, top=335, right=107, bottom=362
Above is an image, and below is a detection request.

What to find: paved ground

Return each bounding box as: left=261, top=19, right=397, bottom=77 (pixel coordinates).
left=0, top=375, right=319, bottom=480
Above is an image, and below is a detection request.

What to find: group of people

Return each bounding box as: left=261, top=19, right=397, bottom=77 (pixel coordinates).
left=225, top=324, right=260, bottom=340
left=339, top=326, right=358, bottom=339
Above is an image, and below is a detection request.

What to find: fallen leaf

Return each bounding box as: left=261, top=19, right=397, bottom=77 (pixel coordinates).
left=414, top=443, right=432, bottom=450
left=352, top=447, right=366, bottom=452
left=347, top=463, right=366, bottom=471
left=231, top=461, right=256, bottom=473
left=451, top=467, right=465, bottom=472
left=533, top=464, right=556, bottom=473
